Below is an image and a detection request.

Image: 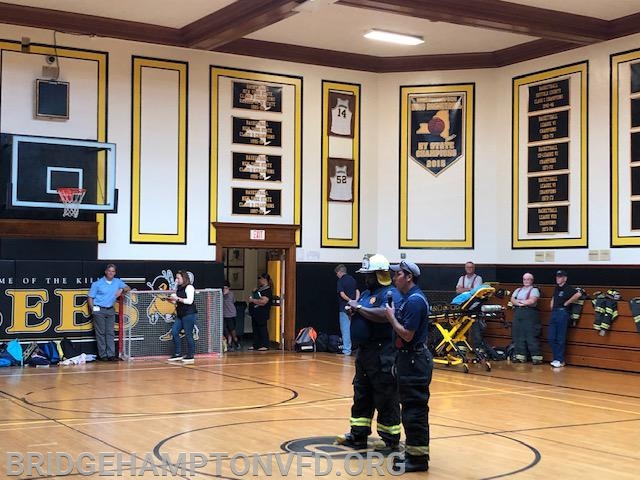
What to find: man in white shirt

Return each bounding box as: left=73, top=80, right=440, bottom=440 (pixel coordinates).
left=456, top=262, right=483, bottom=294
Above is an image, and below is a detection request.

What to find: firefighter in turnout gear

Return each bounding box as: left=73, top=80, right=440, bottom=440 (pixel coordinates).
left=593, top=289, right=621, bottom=335
left=386, top=260, right=432, bottom=473
left=569, top=287, right=588, bottom=327
left=629, top=297, right=640, bottom=333
left=336, top=254, right=402, bottom=452
left=510, top=273, right=543, bottom=364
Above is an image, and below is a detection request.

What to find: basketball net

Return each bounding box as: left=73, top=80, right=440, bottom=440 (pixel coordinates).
left=57, top=187, right=86, bottom=218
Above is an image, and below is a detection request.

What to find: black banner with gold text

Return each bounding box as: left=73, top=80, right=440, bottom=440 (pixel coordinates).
left=232, top=117, right=282, bottom=147
left=232, top=188, right=281, bottom=216
left=232, top=152, right=281, bottom=182
left=527, top=142, right=569, bottom=173
left=527, top=206, right=569, bottom=233
left=527, top=174, right=569, bottom=203
left=232, top=81, right=282, bottom=112
left=409, top=94, right=463, bottom=175
left=528, top=110, right=569, bottom=142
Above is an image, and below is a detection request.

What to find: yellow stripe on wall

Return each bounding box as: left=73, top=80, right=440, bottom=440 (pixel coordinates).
left=131, top=57, right=187, bottom=244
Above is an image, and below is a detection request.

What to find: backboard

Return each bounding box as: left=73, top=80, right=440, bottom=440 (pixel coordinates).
left=2, top=134, right=117, bottom=212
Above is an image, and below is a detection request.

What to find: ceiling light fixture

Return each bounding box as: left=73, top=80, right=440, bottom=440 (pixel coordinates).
left=364, top=29, right=424, bottom=46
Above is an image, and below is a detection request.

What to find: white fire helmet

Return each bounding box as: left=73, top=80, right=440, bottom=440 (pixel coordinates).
left=356, top=254, right=391, bottom=286
left=356, top=254, right=390, bottom=273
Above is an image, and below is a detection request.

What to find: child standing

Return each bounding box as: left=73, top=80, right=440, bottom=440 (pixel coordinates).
left=223, top=281, right=240, bottom=351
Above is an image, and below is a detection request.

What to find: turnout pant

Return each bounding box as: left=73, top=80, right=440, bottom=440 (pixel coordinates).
left=512, top=308, right=542, bottom=362
left=350, top=342, right=401, bottom=446
left=396, top=347, right=433, bottom=459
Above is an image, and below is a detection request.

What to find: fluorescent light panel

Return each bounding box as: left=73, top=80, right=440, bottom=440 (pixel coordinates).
left=364, top=29, right=424, bottom=46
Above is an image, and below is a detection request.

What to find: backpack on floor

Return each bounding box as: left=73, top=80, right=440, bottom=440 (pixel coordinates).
left=327, top=335, right=343, bottom=353
left=315, top=332, right=329, bottom=352
left=0, top=339, right=23, bottom=366
left=61, top=337, right=81, bottom=359
left=40, top=341, right=61, bottom=364
left=294, top=327, right=317, bottom=352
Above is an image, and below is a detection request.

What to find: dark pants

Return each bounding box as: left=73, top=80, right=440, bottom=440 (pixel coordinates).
left=93, top=307, right=116, bottom=359
left=548, top=308, right=570, bottom=363
left=397, top=348, right=432, bottom=459
left=470, top=320, right=485, bottom=348
left=350, top=342, right=401, bottom=446
left=512, top=308, right=542, bottom=362
left=172, top=313, right=196, bottom=357
left=252, top=316, right=270, bottom=349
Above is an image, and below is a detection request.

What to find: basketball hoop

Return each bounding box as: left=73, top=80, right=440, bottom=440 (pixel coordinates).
left=57, top=187, right=86, bottom=218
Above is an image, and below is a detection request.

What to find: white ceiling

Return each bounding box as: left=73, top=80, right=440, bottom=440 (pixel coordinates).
left=246, top=3, right=536, bottom=56
left=2, top=0, right=640, bottom=57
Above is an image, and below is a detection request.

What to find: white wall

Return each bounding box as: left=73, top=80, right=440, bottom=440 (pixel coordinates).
left=1, top=24, right=640, bottom=265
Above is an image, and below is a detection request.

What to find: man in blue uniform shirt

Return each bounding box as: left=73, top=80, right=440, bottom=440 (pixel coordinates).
left=88, top=264, right=130, bottom=361
left=386, top=260, right=432, bottom=473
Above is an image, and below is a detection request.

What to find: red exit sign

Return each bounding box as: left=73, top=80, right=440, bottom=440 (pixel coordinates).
left=250, top=229, right=265, bottom=241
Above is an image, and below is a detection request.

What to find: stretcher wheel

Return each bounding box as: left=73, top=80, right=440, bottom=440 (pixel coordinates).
left=463, top=363, right=469, bottom=373
left=484, top=361, right=491, bottom=372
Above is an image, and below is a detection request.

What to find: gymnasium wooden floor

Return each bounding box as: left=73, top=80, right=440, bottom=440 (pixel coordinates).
left=1, top=352, right=638, bottom=479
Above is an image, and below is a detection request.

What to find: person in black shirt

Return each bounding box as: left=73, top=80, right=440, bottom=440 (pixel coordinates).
left=548, top=270, right=581, bottom=368
left=248, top=273, right=273, bottom=351
left=386, top=260, right=431, bottom=473
left=168, top=270, right=198, bottom=364
left=335, top=264, right=360, bottom=356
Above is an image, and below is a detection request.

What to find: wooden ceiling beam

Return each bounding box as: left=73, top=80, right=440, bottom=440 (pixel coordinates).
left=336, top=0, right=610, bottom=44
left=216, top=38, right=381, bottom=72
left=181, top=0, right=306, bottom=50
left=0, top=2, right=181, bottom=46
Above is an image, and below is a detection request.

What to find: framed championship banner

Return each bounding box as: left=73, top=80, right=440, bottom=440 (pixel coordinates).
left=232, top=152, right=281, bottom=182
left=321, top=81, right=360, bottom=247
left=210, top=67, right=302, bottom=244
left=512, top=62, right=588, bottom=248
left=231, top=187, right=281, bottom=216
left=232, top=117, right=282, bottom=147
left=611, top=49, right=640, bottom=246
left=399, top=84, right=474, bottom=248
left=232, top=81, right=282, bottom=112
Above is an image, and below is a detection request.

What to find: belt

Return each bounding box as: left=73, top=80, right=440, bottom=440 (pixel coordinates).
left=97, top=305, right=114, bottom=309
left=398, top=344, right=425, bottom=352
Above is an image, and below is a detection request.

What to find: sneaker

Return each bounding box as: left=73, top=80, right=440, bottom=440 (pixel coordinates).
left=335, top=433, right=367, bottom=449
left=551, top=361, right=565, bottom=368
left=371, top=439, right=400, bottom=454
left=257, top=347, right=269, bottom=351
left=181, top=356, right=195, bottom=364
left=532, top=359, right=543, bottom=365
left=168, top=354, right=183, bottom=362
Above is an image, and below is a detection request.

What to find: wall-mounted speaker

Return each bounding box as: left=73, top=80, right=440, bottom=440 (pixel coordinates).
left=34, top=79, right=69, bottom=120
